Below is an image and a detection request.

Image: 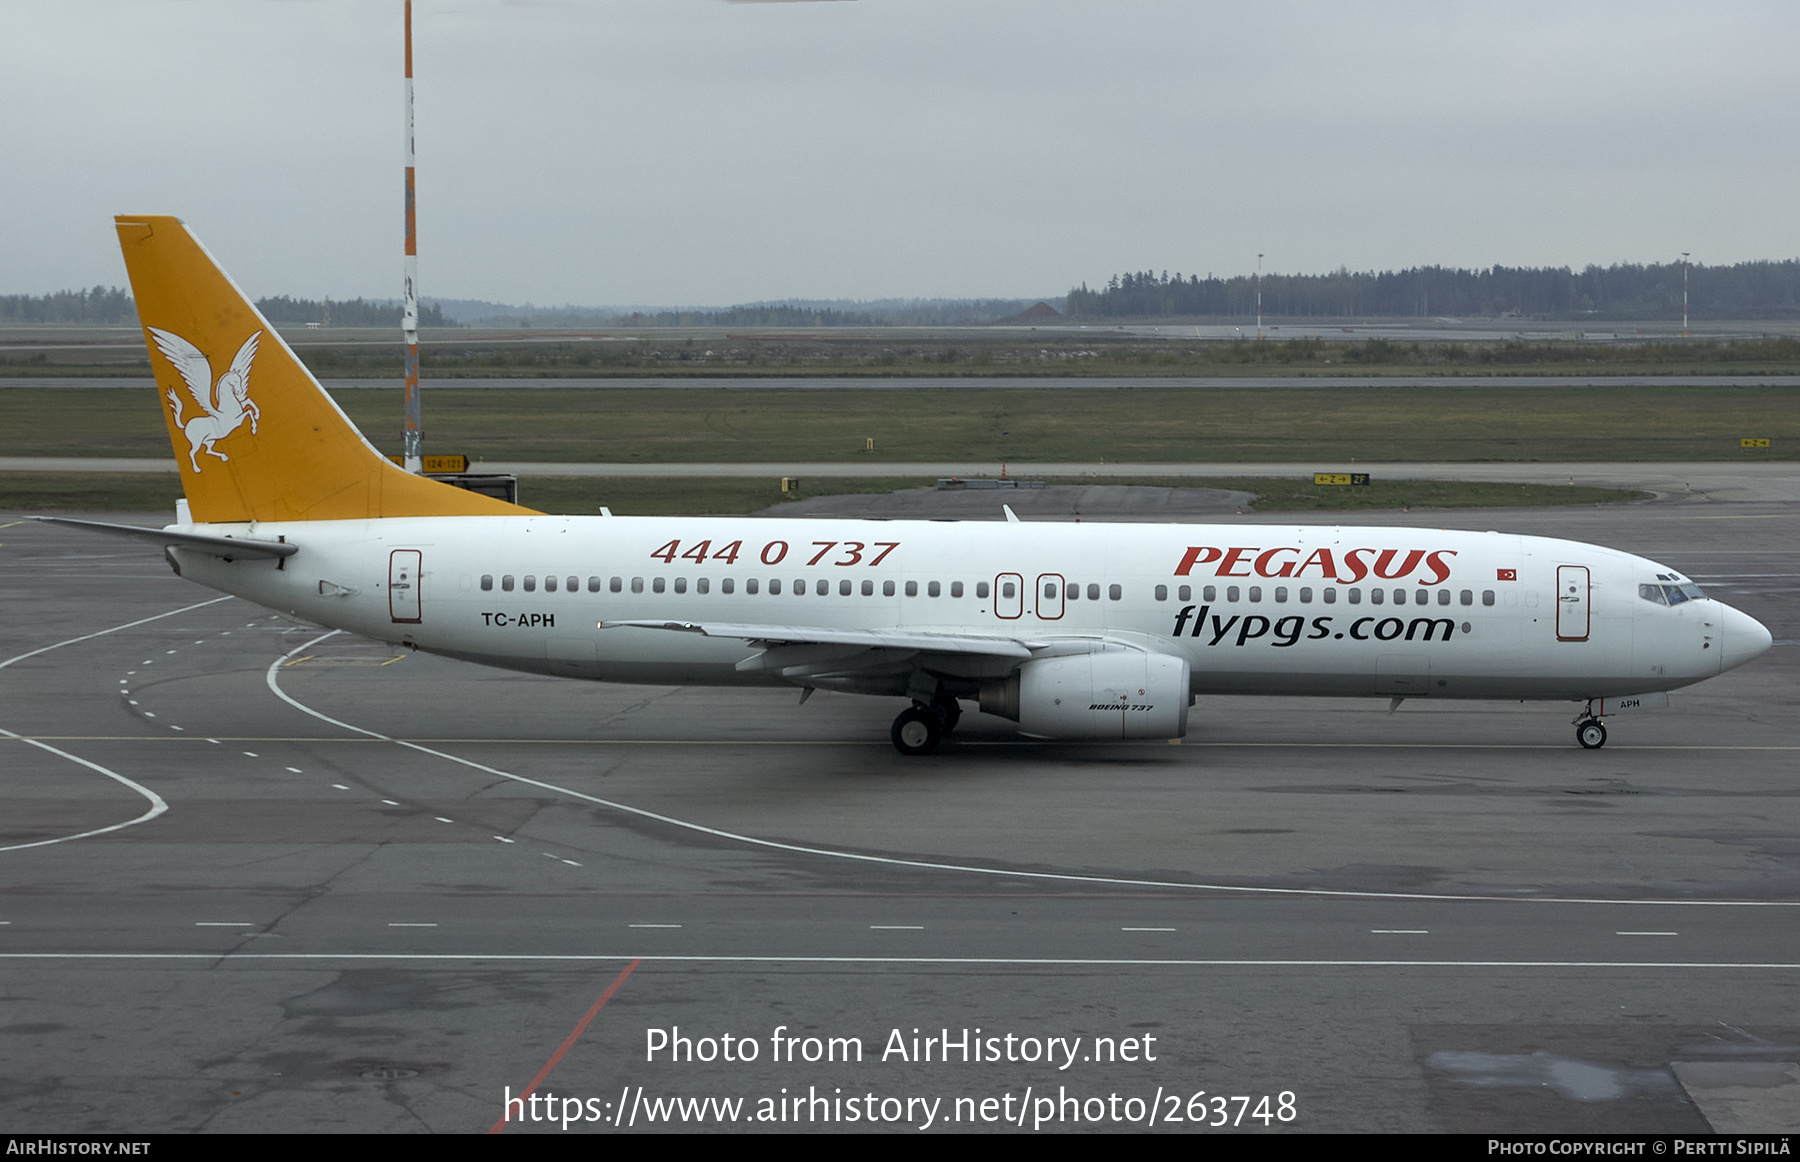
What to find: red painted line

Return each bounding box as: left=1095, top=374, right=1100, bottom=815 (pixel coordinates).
left=488, top=958, right=641, bottom=1134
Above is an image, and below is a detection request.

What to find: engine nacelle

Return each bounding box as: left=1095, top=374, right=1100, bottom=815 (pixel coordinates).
left=981, top=650, right=1191, bottom=740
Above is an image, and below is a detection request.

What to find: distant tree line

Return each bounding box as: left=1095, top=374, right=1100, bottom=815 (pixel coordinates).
left=254, top=295, right=452, bottom=327
left=1066, top=260, right=1800, bottom=320
left=0, top=289, right=453, bottom=328
left=0, top=286, right=137, bottom=324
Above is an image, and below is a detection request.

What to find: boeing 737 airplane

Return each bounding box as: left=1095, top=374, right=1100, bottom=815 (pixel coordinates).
left=42, top=216, right=1774, bottom=754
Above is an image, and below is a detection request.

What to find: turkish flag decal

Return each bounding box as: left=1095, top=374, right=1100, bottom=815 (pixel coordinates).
left=1496, top=568, right=1517, bottom=581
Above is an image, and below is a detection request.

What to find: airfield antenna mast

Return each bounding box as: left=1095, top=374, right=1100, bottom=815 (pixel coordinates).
left=401, top=0, right=422, bottom=473
left=1681, top=252, right=1690, bottom=338
left=1252, top=255, right=1267, bottom=341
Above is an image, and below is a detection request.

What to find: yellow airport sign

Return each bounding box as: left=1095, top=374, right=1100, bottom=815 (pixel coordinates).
left=1740, top=438, right=1771, bottom=448
left=1314, top=472, right=1371, bottom=486
left=423, top=454, right=471, bottom=474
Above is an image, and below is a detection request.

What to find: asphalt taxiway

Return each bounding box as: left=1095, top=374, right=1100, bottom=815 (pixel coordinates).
left=0, top=496, right=1796, bottom=1134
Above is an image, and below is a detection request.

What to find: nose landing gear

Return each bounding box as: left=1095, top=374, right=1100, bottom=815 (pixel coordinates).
left=1573, top=701, right=1608, bottom=749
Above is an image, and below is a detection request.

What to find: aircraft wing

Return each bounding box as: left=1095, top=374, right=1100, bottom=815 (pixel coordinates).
left=31, top=516, right=298, bottom=560
left=599, top=619, right=1041, bottom=658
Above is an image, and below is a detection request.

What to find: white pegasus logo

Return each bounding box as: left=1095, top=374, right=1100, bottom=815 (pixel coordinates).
left=149, top=328, right=261, bottom=472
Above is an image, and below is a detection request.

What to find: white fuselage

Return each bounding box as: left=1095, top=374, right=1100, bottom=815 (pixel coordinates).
left=166, top=514, right=1771, bottom=708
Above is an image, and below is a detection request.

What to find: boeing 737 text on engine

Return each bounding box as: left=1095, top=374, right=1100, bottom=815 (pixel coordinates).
left=40, top=216, right=1773, bottom=755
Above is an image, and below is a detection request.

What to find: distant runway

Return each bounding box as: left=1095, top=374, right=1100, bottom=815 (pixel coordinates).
left=7, top=374, right=1800, bottom=391
left=1, top=498, right=1796, bottom=1133
left=6, top=457, right=1799, bottom=504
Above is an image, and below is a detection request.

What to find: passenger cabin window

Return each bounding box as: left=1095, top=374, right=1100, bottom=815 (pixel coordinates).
left=673, top=578, right=687, bottom=594
left=769, top=579, right=781, bottom=595
left=1347, top=589, right=1361, bottom=604
left=1067, top=583, right=1080, bottom=601
left=1460, top=589, right=1473, bottom=605
left=951, top=581, right=964, bottom=598
left=1226, top=586, right=1240, bottom=602
left=883, top=581, right=895, bottom=597
left=631, top=577, right=644, bottom=593
left=1001, top=581, right=1016, bottom=599
left=840, top=579, right=852, bottom=596
left=480, top=574, right=494, bottom=591
left=1109, top=584, right=1122, bottom=601
left=502, top=575, right=515, bottom=592
left=816, top=579, right=828, bottom=596
left=722, top=578, right=735, bottom=594
left=1299, top=587, right=1313, bottom=603
left=1248, top=586, right=1262, bottom=602
left=861, top=580, right=873, bottom=596
left=1275, top=586, right=1288, bottom=603
left=1203, top=585, right=1217, bottom=602
left=588, top=576, right=601, bottom=593
left=747, top=578, right=760, bottom=594
left=1482, top=590, right=1496, bottom=606
left=566, top=576, right=578, bottom=593
left=1322, top=588, right=1336, bottom=604
left=1370, top=589, right=1383, bottom=605
left=1087, top=584, right=1100, bottom=601
left=523, top=575, right=537, bottom=592
left=545, top=575, right=557, bottom=592
left=905, top=581, right=918, bottom=597
left=928, top=581, right=941, bottom=597
left=1154, top=585, right=1167, bottom=601
left=1178, top=585, right=1191, bottom=601
left=975, top=582, right=989, bottom=599
left=696, top=578, right=708, bottom=594
left=1437, top=589, right=1450, bottom=606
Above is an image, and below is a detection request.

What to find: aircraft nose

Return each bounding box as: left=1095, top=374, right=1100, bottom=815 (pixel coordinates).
left=1718, top=603, right=1774, bottom=673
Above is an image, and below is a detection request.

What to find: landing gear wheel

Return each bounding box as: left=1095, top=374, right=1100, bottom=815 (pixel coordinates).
left=1576, top=720, right=1608, bottom=750
left=891, top=706, right=943, bottom=756
left=932, top=697, right=962, bottom=735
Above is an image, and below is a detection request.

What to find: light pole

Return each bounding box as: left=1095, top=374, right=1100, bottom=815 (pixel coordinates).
left=1256, top=253, right=1264, bottom=340
left=1681, top=252, right=1690, bottom=338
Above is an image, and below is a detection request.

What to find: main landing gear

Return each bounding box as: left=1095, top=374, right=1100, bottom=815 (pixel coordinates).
left=890, top=697, right=960, bottom=756
left=1573, top=701, right=1608, bottom=749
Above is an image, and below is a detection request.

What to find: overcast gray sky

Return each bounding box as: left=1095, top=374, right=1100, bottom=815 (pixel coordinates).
left=4, top=1, right=1796, bottom=305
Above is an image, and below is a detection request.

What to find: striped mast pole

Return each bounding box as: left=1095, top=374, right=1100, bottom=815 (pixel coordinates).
left=401, top=0, right=422, bottom=473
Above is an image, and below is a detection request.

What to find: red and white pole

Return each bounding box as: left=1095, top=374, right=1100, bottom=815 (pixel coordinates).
left=402, top=0, right=422, bottom=472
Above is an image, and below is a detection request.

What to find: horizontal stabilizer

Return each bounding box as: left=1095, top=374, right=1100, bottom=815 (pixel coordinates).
left=31, top=516, right=298, bottom=560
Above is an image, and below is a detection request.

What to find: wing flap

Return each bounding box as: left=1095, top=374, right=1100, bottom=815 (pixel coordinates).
left=599, top=619, right=1037, bottom=658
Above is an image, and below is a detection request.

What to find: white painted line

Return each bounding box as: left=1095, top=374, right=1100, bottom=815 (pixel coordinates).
left=331, top=784, right=350, bottom=790
left=285, top=767, right=302, bottom=773
left=1122, top=927, right=1176, bottom=932
left=13, top=953, right=1800, bottom=969
left=242, top=751, right=258, bottom=757
left=434, top=817, right=454, bottom=823
left=493, top=836, right=514, bottom=843
left=381, top=800, right=400, bottom=806
left=165, top=651, right=176, bottom=655
left=206, top=738, right=219, bottom=745
left=1372, top=929, right=1431, bottom=934
left=388, top=923, right=438, bottom=928
left=142, top=712, right=155, bottom=718
left=127, top=701, right=138, bottom=705
left=1618, top=931, right=1679, bottom=936
left=870, top=925, right=924, bottom=930
left=561, top=860, right=581, bottom=866
left=168, top=725, right=183, bottom=731
left=261, top=631, right=1800, bottom=911
left=195, top=922, right=254, bottom=927
left=629, top=924, right=681, bottom=929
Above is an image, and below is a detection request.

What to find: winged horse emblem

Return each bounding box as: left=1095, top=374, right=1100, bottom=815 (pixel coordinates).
left=148, top=328, right=261, bottom=472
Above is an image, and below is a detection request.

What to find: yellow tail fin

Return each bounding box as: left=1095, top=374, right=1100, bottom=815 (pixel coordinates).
left=116, top=215, right=535, bottom=523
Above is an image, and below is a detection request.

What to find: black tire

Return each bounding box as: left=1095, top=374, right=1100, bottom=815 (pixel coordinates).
left=933, top=697, right=962, bottom=735
left=891, top=706, right=943, bottom=755
left=1576, top=720, right=1608, bottom=750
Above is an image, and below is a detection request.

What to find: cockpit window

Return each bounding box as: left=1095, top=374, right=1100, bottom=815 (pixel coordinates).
left=1641, top=581, right=1705, bottom=605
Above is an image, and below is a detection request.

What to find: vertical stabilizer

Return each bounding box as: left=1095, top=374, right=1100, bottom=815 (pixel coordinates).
left=115, top=215, right=534, bottom=523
